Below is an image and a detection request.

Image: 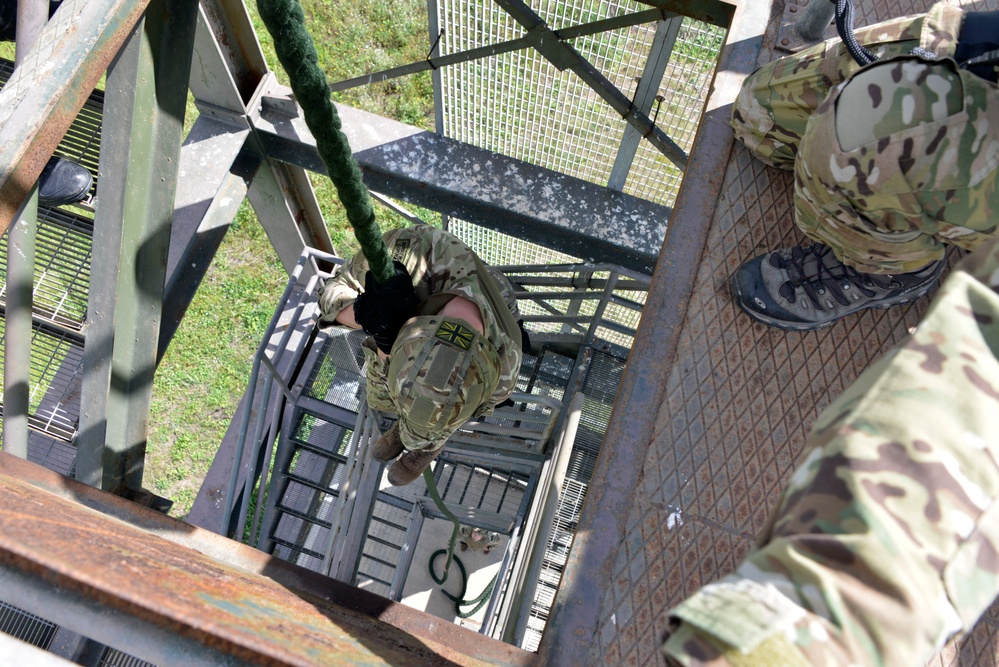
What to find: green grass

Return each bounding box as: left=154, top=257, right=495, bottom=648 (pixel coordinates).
left=147, top=0, right=435, bottom=518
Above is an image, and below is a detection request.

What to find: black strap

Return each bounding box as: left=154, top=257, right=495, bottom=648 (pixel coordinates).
left=835, top=0, right=877, bottom=67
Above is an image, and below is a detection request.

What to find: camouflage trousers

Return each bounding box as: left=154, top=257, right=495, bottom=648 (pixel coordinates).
left=732, top=4, right=999, bottom=274
left=662, top=235, right=999, bottom=666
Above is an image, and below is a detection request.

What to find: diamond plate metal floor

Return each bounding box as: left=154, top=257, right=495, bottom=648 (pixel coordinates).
left=542, top=1, right=999, bottom=665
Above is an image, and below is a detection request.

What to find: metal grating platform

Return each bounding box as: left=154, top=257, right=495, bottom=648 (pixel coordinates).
left=0, top=59, right=103, bottom=208
left=0, top=57, right=104, bottom=470
left=0, top=208, right=93, bottom=331
left=0, top=319, right=84, bottom=443
left=550, top=1, right=999, bottom=665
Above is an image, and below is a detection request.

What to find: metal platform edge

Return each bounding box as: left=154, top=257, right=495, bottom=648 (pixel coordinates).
left=536, top=1, right=773, bottom=664
left=0, top=452, right=536, bottom=667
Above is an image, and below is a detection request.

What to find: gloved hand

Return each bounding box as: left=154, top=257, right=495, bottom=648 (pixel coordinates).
left=353, top=260, right=420, bottom=354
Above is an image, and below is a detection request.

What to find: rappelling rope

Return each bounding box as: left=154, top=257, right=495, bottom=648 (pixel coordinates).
left=256, top=0, right=392, bottom=283
left=257, top=0, right=459, bottom=583
left=424, top=467, right=461, bottom=583
left=255, top=0, right=462, bottom=572
left=428, top=548, right=499, bottom=619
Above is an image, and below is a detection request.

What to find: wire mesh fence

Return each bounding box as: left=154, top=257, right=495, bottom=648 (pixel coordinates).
left=434, top=0, right=726, bottom=208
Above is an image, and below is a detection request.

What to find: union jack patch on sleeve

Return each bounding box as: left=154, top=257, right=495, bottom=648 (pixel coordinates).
left=435, top=320, right=475, bottom=350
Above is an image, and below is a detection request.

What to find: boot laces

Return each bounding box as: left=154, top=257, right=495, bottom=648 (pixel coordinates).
left=771, top=244, right=882, bottom=310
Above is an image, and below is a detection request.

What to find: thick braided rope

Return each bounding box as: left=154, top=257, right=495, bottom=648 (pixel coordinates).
left=256, top=0, right=392, bottom=283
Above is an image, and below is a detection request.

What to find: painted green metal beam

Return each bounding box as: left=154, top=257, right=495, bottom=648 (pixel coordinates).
left=76, top=0, right=198, bottom=493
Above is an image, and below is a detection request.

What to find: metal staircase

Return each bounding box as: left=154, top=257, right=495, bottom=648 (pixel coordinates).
left=219, top=250, right=649, bottom=646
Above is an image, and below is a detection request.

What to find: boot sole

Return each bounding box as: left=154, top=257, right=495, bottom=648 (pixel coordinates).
left=734, top=282, right=938, bottom=332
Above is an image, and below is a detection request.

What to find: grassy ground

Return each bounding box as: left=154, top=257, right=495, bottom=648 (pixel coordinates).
left=145, top=0, right=434, bottom=517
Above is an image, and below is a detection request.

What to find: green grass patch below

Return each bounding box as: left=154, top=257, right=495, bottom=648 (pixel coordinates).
left=148, top=0, right=437, bottom=518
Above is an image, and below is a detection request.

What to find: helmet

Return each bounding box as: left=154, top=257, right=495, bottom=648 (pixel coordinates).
left=387, top=316, right=500, bottom=450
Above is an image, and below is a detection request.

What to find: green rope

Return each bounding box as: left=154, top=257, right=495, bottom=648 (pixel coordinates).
left=423, top=466, right=462, bottom=583
left=255, top=0, right=393, bottom=284
left=428, top=549, right=499, bottom=619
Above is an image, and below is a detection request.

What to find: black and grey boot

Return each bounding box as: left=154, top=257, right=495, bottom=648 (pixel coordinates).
left=730, top=243, right=944, bottom=331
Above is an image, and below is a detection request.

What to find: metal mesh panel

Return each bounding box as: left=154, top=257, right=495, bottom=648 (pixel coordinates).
left=302, top=329, right=366, bottom=411
left=25, top=429, right=77, bottom=476
left=520, top=351, right=621, bottom=650
left=625, top=20, right=726, bottom=204
left=0, top=320, right=83, bottom=442
left=520, top=346, right=572, bottom=403
left=435, top=1, right=724, bottom=208
left=0, top=58, right=103, bottom=207
left=0, top=601, right=57, bottom=649
left=448, top=220, right=580, bottom=267
left=521, top=476, right=587, bottom=652
left=97, top=648, right=157, bottom=667
left=0, top=209, right=94, bottom=330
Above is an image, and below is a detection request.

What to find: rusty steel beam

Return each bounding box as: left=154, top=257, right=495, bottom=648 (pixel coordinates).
left=0, top=453, right=536, bottom=666
left=536, top=0, right=768, bottom=663
left=0, top=0, right=150, bottom=232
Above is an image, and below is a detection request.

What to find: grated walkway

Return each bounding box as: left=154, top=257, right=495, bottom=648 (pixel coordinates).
left=544, top=1, right=999, bottom=665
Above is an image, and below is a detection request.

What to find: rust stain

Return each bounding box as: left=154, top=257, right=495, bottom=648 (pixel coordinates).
left=0, top=464, right=504, bottom=666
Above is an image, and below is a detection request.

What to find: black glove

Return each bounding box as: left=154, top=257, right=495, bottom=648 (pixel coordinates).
left=353, top=260, right=420, bottom=354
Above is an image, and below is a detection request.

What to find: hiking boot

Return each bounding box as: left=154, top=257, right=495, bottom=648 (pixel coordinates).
left=730, top=243, right=944, bottom=331
left=38, top=156, right=92, bottom=207
left=387, top=446, right=444, bottom=486
left=371, top=423, right=404, bottom=462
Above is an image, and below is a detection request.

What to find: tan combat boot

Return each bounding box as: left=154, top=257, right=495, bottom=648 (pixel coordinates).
left=370, top=423, right=404, bottom=462
left=387, top=446, right=444, bottom=486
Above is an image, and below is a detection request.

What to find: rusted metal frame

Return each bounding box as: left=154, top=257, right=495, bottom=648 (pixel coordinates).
left=0, top=568, right=244, bottom=666
left=0, top=453, right=537, bottom=666
left=330, top=8, right=670, bottom=94
left=2, top=0, right=50, bottom=459
left=636, top=0, right=735, bottom=28
left=77, top=0, right=199, bottom=493
left=0, top=0, right=152, bottom=231
left=493, top=0, right=688, bottom=169
left=536, top=0, right=769, bottom=662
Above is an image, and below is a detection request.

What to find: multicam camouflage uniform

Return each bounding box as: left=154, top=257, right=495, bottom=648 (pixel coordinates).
left=732, top=3, right=999, bottom=274
left=662, top=234, right=999, bottom=666
left=318, top=225, right=522, bottom=450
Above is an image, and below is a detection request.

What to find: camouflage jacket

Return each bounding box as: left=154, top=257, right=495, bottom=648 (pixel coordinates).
left=662, top=235, right=999, bottom=665
left=318, top=225, right=522, bottom=417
